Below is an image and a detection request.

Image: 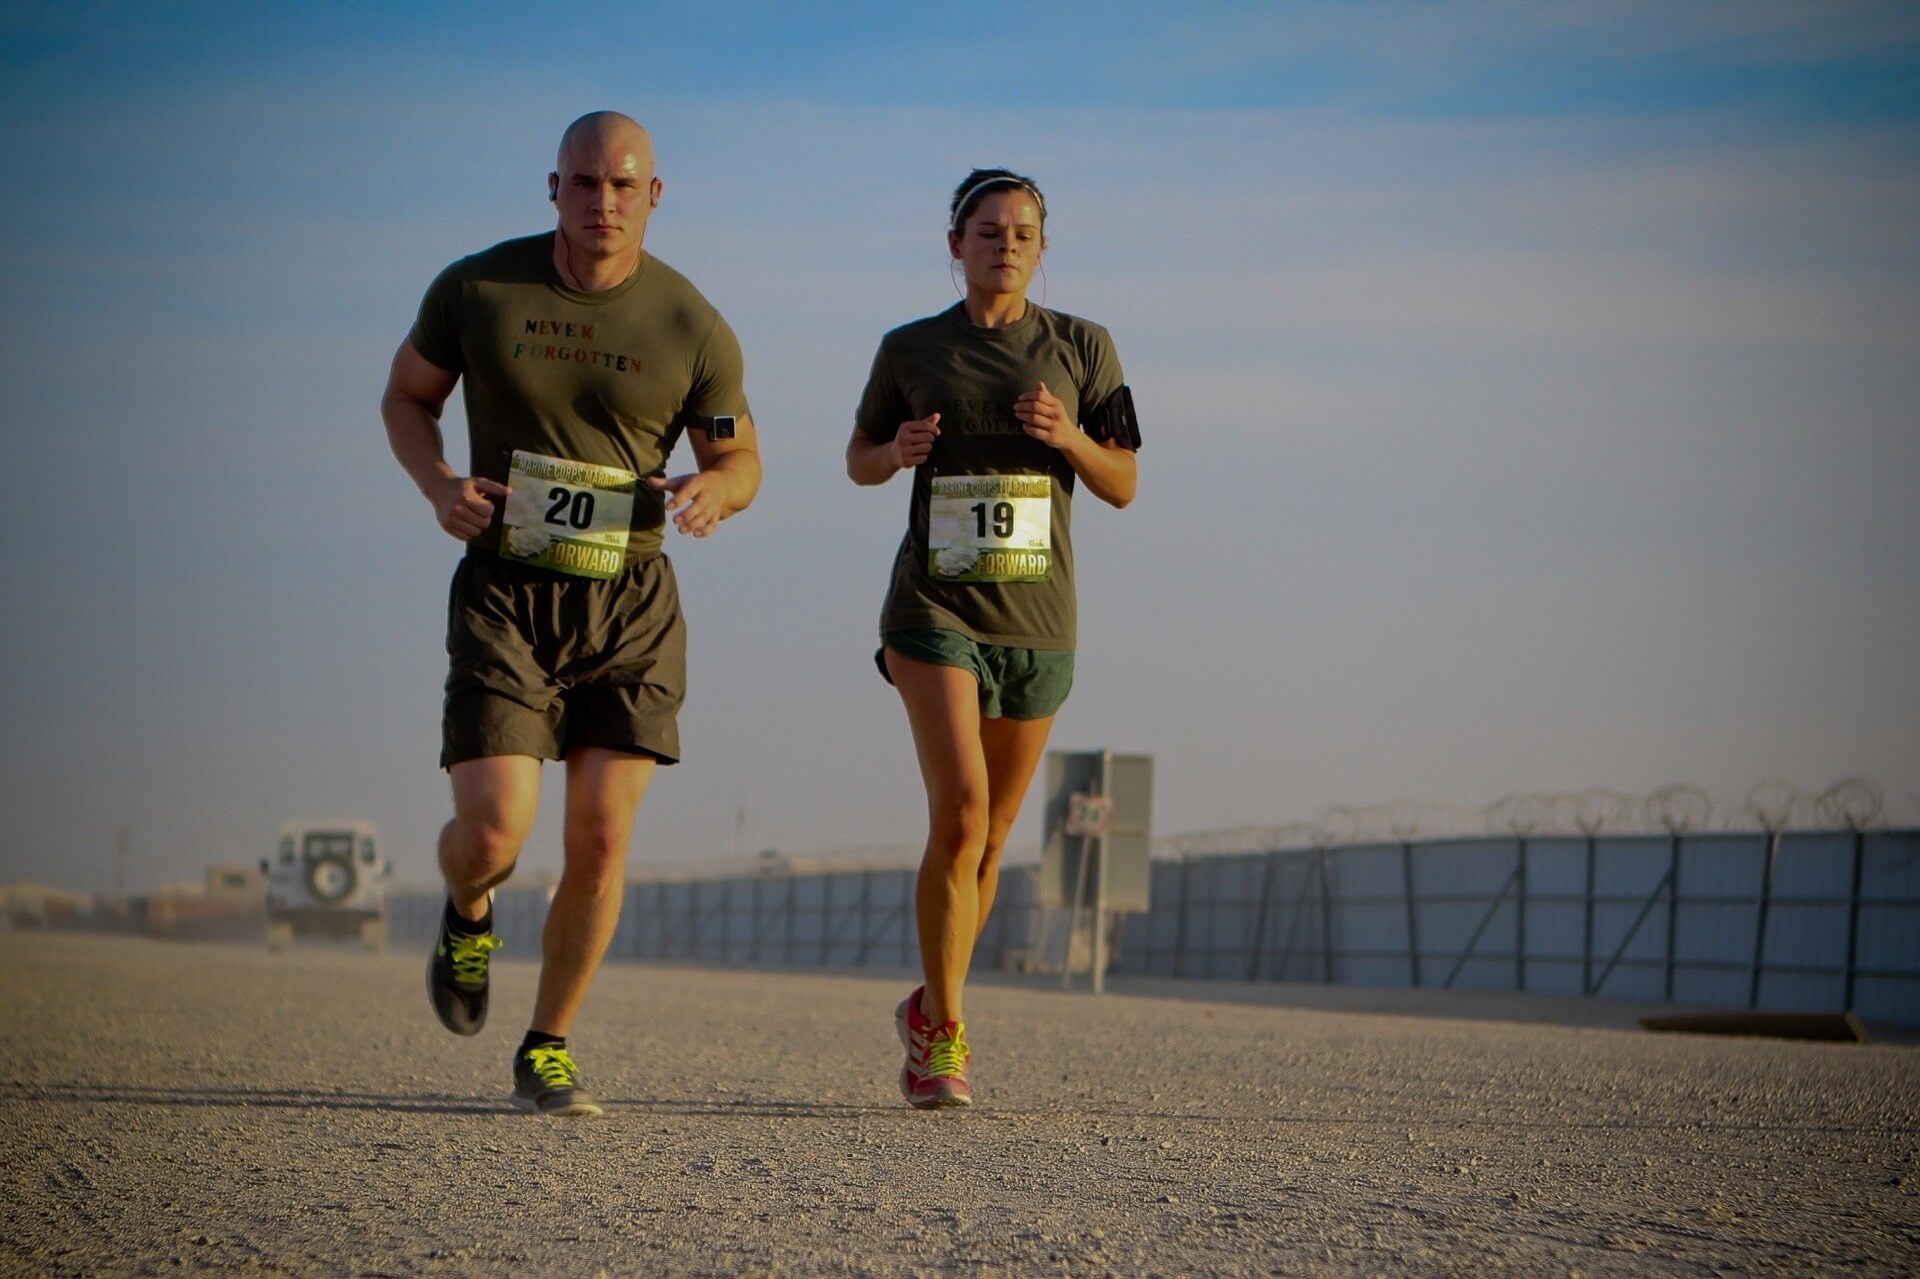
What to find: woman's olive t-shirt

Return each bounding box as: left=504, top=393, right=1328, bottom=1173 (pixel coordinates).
left=854, top=304, right=1125, bottom=650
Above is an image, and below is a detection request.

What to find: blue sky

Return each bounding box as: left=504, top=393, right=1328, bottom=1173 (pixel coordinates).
left=1, top=1, right=1917, bottom=894
left=8, top=2, right=1920, bottom=117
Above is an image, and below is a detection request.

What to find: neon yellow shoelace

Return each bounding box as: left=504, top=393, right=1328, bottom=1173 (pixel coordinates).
left=923, top=1024, right=970, bottom=1079
left=444, top=932, right=501, bottom=986
left=524, top=1045, right=581, bottom=1088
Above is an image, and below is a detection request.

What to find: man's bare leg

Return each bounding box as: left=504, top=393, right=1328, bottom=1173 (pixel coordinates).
left=440, top=755, right=542, bottom=918
left=429, top=755, right=541, bottom=1038
left=528, top=746, right=655, bottom=1038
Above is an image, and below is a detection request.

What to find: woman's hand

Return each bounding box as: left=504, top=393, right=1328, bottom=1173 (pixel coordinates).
left=891, top=412, right=942, bottom=469
left=1016, top=381, right=1137, bottom=508
left=1013, top=382, right=1083, bottom=455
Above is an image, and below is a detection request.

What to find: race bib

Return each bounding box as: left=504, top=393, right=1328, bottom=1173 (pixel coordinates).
left=499, top=450, right=636, bottom=579
left=927, top=474, right=1051, bottom=582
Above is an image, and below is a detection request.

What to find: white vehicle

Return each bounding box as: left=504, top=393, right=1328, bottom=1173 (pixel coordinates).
left=259, top=819, right=391, bottom=951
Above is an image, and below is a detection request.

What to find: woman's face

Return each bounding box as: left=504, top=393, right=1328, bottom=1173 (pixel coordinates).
left=950, top=189, right=1045, bottom=298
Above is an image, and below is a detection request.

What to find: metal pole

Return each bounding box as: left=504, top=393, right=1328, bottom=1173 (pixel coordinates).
left=1664, top=834, right=1681, bottom=1002
left=1844, top=830, right=1866, bottom=1012
left=1248, top=853, right=1277, bottom=981
left=820, top=874, right=833, bottom=966
left=1401, top=841, right=1420, bottom=987
left=784, top=875, right=796, bottom=965
left=1091, top=751, right=1111, bottom=995
left=1318, top=847, right=1335, bottom=984
left=1276, top=854, right=1312, bottom=981
left=1063, top=826, right=1093, bottom=993
left=1515, top=838, right=1528, bottom=992
left=1092, top=833, right=1108, bottom=996
left=1173, top=857, right=1193, bottom=978
left=1582, top=835, right=1597, bottom=994
left=1747, top=830, right=1779, bottom=1009
left=749, top=875, right=763, bottom=964
left=855, top=870, right=873, bottom=965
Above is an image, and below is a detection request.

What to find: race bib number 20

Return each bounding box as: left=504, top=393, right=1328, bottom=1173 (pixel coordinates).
left=927, top=474, right=1051, bottom=582
left=499, top=450, right=636, bottom=579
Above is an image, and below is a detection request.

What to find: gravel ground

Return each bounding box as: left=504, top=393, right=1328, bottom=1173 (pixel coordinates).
left=3, top=930, right=1916, bottom=1277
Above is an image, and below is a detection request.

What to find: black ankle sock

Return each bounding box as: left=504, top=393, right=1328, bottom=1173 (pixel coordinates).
left=444, top=898, right=492, bottom=936
left=519, top=1030, right=564, bottom=1056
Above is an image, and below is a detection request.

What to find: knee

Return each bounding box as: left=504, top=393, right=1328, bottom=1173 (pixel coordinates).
left=563, top=820, right=628, bottom=896
left=447, top=812, right=524, bottom=882
left=927, top=793, right=991, bottom=873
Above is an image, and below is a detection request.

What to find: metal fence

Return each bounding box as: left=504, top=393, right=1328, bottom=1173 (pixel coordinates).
left=392, top=869, right=1059, bottom=974
left=389, top=828, right=1920, bottom=1025
left=1121, top=830, right=1920, bottom=1025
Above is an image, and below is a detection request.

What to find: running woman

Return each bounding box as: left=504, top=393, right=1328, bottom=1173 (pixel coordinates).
left=847, top=169, right=1141, bottom=1108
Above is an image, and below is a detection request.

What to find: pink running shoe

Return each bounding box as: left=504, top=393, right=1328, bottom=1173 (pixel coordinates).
left=895, top=986, right=931, bottom=1096
left=895, top=987, right=972, bottom=1109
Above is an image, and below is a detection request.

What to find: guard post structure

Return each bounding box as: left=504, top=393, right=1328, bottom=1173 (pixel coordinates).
left=1040, top=751, right=1154, bottom=993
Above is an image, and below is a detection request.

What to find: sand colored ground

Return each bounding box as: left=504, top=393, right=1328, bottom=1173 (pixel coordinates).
left=2, top=931, right=1915, bottom=1277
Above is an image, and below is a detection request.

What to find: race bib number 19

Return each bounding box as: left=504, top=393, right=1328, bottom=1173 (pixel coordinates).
left=927, top=474, right=1051, bottom=582
left=499, top=450, right=636, bottom=579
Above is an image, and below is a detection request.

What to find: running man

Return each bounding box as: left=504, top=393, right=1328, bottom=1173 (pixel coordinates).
left=847, top=169, right=1141, bottom=1108
left=382, top=111, right=761, bottom=1116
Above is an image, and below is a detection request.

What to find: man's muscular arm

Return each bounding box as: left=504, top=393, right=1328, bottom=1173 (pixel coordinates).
left=380, top=339, right=507, bottom=541
left=648, top=413, right=762, bottom=539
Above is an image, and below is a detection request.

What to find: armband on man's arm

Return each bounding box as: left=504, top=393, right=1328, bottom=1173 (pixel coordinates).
left=1084, top=385, right=1141, bottom=450
left=673, top=409, right=737, bottom=440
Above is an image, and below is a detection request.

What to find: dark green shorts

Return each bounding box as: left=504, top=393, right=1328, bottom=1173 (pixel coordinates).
left=442, top=552, right=686, bottom=768
left=876, top=628, right=1074, bottom=720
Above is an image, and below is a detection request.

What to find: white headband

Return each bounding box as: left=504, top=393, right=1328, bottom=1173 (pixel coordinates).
left=951, top=177, right=1046, bottom=232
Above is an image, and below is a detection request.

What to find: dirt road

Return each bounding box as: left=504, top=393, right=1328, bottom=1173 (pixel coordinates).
left=3, top=931, right=1915, bottom=1276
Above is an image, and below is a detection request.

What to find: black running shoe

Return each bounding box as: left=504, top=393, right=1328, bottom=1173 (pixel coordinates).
left=512, top=1043, right=604, bottom=1117
left=426, top=905, right=501, bottom=1037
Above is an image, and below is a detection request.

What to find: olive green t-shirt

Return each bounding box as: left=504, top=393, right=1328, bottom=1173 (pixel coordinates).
left=409, top=233, right=750, bottom=562
left=854, top=303, right=1127, bottom=650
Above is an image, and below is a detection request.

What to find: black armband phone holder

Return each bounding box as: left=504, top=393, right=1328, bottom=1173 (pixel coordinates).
left=674, top=410, right=737, bottom=440
left=1085, top=384, right=1141, bottom=449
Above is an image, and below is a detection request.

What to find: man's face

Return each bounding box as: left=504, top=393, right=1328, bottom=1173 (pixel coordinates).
left=550, top=131, right=659, bottom=259
left=949, top=189, right=1045, bottom=297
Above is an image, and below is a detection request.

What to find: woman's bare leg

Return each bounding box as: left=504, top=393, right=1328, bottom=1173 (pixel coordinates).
left=885, top=650, right=988, bottom=1026
left=973, top=713, right=1056, bottom=940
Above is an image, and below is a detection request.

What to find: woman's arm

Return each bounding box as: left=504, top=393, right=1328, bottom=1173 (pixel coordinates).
left=1013, top=382, right=1137, bottom=508
left=847, top=413, right=941, bottom=486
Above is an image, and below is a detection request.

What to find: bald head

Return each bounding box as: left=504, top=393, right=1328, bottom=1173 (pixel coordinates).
left=557, top=111, right=654, bottom=173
